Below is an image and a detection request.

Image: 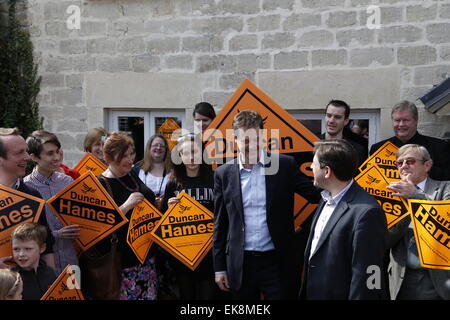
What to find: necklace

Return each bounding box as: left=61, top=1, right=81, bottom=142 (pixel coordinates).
left=109, top=168, right=139, bottom=193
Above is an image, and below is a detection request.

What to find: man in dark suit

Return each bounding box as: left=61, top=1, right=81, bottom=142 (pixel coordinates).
left=300, top=140, right=388, bottom=299
left=369, top=100, right=450, bottom=181
left=213, top=110, right=320, bottom=299
left=386, top=144, right=450, bottom=300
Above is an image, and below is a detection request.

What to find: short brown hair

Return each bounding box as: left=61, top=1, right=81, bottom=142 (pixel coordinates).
left=103, top=132, right=135, bottom=164
left=0, top=127, right=21, bottom=159
left=26, top=130, right=61, bottom=158
left=391, top=100, right=418, bottom=121
left=314, top=140, right=358, bottom=181
left=84, top=127, right=108, bottom=152
left=232, top=110, right=264, bottom=131
left=11, top=222, right=47, bottom=247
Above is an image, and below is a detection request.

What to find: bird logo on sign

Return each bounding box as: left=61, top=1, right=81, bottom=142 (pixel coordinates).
left=385, top=149, right=395, bottom=158
left=366, top=175, right=381, bottom=185
left=178, top=204, right=191, bottom=215
left=81, top=182, right=96, bottom=194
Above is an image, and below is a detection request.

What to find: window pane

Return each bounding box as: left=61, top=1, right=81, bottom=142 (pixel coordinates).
left=117, top=116, right=144, bottom=163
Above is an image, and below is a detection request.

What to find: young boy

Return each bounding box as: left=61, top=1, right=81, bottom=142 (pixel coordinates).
left=11, top=222, right=56, bottom=300
left=24, top=130, right=80, bottom=274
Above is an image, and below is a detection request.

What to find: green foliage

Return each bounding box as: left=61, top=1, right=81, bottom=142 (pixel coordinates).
left=0, top=0, right=42, bottom=139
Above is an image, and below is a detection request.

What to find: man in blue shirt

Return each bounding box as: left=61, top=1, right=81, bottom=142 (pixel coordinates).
left=213, top=110, right=320, bottom=299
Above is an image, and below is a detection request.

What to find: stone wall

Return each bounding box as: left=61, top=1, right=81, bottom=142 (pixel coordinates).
left=22, top=0, right=450, bottom=165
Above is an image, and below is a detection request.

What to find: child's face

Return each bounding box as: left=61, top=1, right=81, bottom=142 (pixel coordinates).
left=12, top=239, right=45, bottom=271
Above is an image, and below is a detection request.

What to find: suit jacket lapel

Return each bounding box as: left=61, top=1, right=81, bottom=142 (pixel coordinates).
left=231, top=163, right=245, bottom=221
left=263, top=153, right=277, bottom=219
left=424, top=178, right=440, bottom=200
left=310, top=183, right=357, bottom=258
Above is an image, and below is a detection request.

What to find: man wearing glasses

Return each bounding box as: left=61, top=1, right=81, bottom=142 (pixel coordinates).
left=369, top=100, right=450, bottom=181
left=386, top=144, right=450, bottom=300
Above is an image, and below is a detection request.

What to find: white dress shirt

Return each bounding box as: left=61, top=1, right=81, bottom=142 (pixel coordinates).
left=309, top=180, right=354, bottom=260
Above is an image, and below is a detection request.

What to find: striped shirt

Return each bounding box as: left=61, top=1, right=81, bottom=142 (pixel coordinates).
left=24, top=168, right=78, bottom=274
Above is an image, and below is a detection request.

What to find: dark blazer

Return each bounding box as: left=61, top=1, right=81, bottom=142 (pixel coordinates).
left=369, top=132, right=450, bottom=181
left=388, top=178, right=450, bottom=300
left=213, top=153, right=320, bottom=294
left=300, top=182, right=388, bottom=300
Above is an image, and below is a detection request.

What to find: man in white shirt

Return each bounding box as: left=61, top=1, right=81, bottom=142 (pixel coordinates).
left=386, top=144, right=450, bottom=300
left=300, top=140, right=387, bottom=299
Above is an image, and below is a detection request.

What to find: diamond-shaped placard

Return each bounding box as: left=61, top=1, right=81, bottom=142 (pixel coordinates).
left=74, top=152, right=107, bottom=177
left=150, top=192, right=214, bottom=271
left=41, top=265, right=85, bottom=300
left=359, top=141, right=399, bottom=182
left=127, top=198, right=163, bottom=264
left=157, top=117, right=181, bottom=152
left=46, top=171, right=128, bottom=252
left=408, top=200, right=450, bottom=270
left=0, top=185, right=45, bottom=258
left=202, top=78, right=319, bottom=229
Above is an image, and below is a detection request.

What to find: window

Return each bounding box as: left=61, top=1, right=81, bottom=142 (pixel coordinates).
left=109, top=110, right=185, bottom=162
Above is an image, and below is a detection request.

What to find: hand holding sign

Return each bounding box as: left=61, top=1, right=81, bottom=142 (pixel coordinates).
left=387, top=174, right=416, bottom=198
left=57, top=225, right=81, bottom=239
left=121, top=192, right=145, bottom=214
left=167, top=197, right=180, bottom=207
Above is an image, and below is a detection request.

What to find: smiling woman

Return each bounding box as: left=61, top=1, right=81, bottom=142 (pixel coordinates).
left=83, top=131, right=158, bottom=300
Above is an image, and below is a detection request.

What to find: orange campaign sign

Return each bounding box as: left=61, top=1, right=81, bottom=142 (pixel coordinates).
left=127, top=199, right=163, bottom=264
left=73, top=152, right=107, bottom=177
left=150, top=192, right=214, bottom=271
left=203, top=78, right=319, bottom=160
left=294, top=193, right=318, bottom=231
left=46, top=171, right=128, bottom=252
left=41, top=265, right=85, bottom=300
left=359, top=141, right=399, bottom=182
left=157, top=117, right=181, bottom=151
left=202, top=78, right=320, bottom=229
left=355, top=165, right=409, bottom=228
left=0, top=186, right=45, bottom=258
left=408, top=200, right=450, bottom=270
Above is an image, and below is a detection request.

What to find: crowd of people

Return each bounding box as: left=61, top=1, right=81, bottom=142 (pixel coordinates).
left=0, top=100, right=449, bottom=300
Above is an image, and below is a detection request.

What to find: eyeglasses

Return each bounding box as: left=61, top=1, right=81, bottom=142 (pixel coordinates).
left=151, top=144, right=166, bottom=149
left=395, top=158, right=424, bottom=168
